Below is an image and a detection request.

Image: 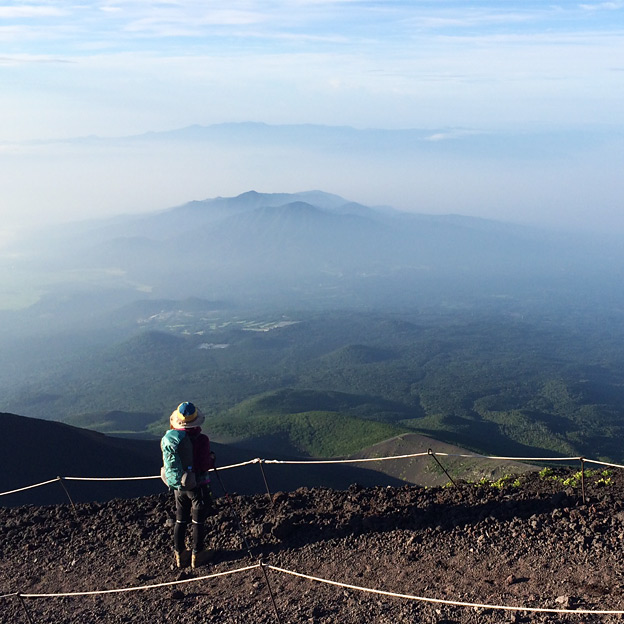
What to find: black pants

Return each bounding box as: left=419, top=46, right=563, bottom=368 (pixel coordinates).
left=173, top=484, right=213, bottom=553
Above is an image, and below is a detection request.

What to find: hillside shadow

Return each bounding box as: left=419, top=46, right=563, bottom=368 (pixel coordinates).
left=414, top=424, right=570, bottom=459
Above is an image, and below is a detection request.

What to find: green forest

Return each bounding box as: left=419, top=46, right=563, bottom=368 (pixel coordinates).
left=6, top=302, right=624, bottom=463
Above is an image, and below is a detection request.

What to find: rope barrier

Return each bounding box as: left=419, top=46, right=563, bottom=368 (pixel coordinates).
left=61, top=459, right=261, bottom=481
left=14, top=563, right=261, bottom=598
left=8, top=562, right=624, bottom=617
left=0, top=460, right=260, bottom=498
left=429, top=453, right=583, bottom=462
left=267, top=565, right=624, bottom=616
left=210, top=458, right=261, bottom=471
left=583, top=458, right=624, bottom=470
left=56, top=476, right=76, bottom=509
left=259, top=452, right=585, bottom=465
left=63, top=476, right=161, bottom=482
left=0, top=478, right=60, bottom=496
left=16, top=593, right=35, bottom=624
left=262, top=452, right=430, bottom=465
left=0, top=451, right=614, bottom=498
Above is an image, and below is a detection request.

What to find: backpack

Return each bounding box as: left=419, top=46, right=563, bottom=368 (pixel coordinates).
left=161, top=431, right=197, bottom=490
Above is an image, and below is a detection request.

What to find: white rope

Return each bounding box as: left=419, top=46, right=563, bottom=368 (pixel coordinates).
left=5, top=558, right=624, bottom=615
left=431, top=453, right=582, bottom=462
left=267, top=565, right=624, bottom=616
left=0, top=460, right=261, bottom=496
left=63, top=475, right=161, bottom=482
left=1, top=592, right=18, bottom=600
left=263, top=452, right=429, bottom=465
left=210, top=459, right=261, bottom=471
left=6, top=558, right=624, bottom=616
left=264, top=453, right=582, bottom=465
left=0, top=478, right=60, bottom=496
left=16, top=563, right=261, bottom=598
left=583, top=459, right=624, bottom=470
left=62, top=460, right=262, bottom=481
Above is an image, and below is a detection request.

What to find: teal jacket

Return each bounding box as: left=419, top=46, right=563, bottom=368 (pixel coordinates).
left=161, top=428, right=213, bottom=490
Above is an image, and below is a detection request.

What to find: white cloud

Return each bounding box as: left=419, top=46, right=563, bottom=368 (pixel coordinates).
left=0, top=5, right=67, bottom=18
left=579, top=2, right=623, bottom=10
left=0, top=54, right=73, bottom=65
left=122, top=9, right=265, bottom=37
left=407, top=11, right=536, bottom=30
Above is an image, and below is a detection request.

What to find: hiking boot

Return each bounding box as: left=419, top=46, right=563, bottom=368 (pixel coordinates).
left=191, top=549, right=213, bottom=569
left=174, top=549, right=191, bottom=569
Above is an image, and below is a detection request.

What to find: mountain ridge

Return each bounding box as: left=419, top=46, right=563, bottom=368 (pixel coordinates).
left=5, top=189, right=609, bottom=315
left=38, top=189, right=586, bottom=293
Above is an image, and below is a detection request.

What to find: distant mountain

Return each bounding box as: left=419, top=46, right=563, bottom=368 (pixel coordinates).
left=209, top=395, right=406, bottom=459
left=130, top=122, right=611, bottom=160
left=87, top=191, right=543, bottom=273
left=12, top=189, right=600, bottom=313
left=4, top=189, right=617, bottom=336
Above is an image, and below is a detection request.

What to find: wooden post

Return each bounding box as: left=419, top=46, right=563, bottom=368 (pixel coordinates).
left=16, top=593, right=35, bottom=624
left=580, top=457, right=586, bottom=504
left=428, top=449, right=460, bottom=493
left=56, top=476, right=76, bottom=509
left=258, top=460, right=273, bottom=505
left=259, top=561, right=283, bottom=624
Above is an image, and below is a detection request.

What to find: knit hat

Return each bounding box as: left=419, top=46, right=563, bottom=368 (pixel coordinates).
left=170, top=401, right=205, bottom=429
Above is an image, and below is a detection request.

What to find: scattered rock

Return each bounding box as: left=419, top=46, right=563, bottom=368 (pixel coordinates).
left=555, top=595, right=572, bottom=608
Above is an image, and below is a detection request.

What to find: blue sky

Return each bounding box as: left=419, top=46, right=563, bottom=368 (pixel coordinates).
left=2, top=0, right=623, bottom=138
left=1, top=1, right=623, bottom=231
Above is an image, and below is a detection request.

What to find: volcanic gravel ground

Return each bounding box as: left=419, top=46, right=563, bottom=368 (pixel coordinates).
left=2, top=468, right=624, bottom=623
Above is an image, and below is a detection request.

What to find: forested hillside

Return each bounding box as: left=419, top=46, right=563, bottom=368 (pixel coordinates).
left=2, top=304, right=623, bottom=463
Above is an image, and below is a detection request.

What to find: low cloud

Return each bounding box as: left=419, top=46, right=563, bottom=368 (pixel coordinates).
left=424, top=129, right=486, bottom=142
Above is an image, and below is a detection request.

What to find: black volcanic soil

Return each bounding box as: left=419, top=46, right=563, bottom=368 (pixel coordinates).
left=2, top=468, right=624, bottom=624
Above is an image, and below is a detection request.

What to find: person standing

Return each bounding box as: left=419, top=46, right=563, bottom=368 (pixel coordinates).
left=161, top=401, right=216, bottom=569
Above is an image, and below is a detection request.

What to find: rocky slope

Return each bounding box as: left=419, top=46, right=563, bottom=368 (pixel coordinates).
left=2, top=467, right=624, bottom=624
